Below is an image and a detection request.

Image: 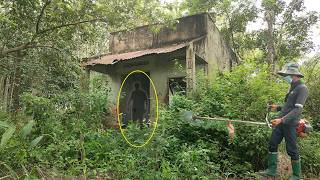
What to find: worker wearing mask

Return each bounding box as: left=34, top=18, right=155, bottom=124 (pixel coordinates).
left=259, top=63, right=308, bottom=180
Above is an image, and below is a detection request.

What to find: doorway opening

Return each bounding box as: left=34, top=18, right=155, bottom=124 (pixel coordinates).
left=119, top=72, right=150, bottom=127
left=168, top=77, right=186, bottom=104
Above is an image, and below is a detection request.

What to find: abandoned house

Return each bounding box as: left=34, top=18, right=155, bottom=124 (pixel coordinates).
left=85, top=13, right=234, bottom=125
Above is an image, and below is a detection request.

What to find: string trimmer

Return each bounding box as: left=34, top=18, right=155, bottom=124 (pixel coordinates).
left=180, top=107, right=313, bottom=137
left=180, top=110, right=272, bottom=128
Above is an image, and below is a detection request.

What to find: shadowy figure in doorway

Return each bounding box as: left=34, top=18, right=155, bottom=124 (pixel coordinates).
left=128, top=82, right=148, bottom=128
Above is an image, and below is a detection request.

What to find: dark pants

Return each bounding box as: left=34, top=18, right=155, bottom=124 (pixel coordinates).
left=133, top=108, right=144, bottom=121
left=133, top=108, right=144, bottom=128
left=268, top=123, right=299, bottom=160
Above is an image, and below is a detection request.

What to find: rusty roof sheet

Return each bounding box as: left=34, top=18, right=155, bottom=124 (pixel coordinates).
left=85, top=36, right=205, bottom=66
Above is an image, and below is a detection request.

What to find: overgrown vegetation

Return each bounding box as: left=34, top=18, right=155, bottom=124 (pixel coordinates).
left=0, top=0, right=319, bottom=179
left=1, top=61, right=319, bottom=179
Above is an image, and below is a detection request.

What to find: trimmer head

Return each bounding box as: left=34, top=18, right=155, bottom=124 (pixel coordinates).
left=180, top=111, right=194, bottom=122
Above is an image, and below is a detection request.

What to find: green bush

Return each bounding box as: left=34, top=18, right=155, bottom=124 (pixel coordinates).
left=302, top=58, right=320, bottom=130
left=0, top=61, right=319, bottom=179
left=299, top=132, right=320, bottom=176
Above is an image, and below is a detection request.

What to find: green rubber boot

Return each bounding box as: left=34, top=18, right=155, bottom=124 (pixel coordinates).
left=258, top=152, right=278, bottom=177
left=289, top=159, right=301, bottom=180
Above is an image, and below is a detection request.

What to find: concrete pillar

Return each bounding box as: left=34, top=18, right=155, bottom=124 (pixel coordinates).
left=186, top=43, right=196, bottom=96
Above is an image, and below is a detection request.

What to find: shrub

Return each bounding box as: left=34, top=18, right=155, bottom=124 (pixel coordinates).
left=299, top=132, right=320, bottom=176
left=1, top=60, right=319, bottom=179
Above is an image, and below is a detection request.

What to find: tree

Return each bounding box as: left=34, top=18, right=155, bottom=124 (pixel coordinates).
left=262, top=0, right=280, bottom=72
left=259, top=0, right=318, bottom=69
left=182, top=0, right=258, bottom=65
left=181, top=0, right=318, bottom=69
left=0, top=0, right=177, bottom=113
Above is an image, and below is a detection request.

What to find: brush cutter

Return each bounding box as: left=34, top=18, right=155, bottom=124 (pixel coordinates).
left=180, top=110, right=313, bottom=137
left=180, top=110, right=272, bottom=127
left=180, top=110, right=271, bottom=139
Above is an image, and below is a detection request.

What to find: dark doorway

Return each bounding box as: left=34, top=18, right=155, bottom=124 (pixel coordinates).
left=168, top=77, right=186, bottom=104
left=119, top=72, right=150, bottom=127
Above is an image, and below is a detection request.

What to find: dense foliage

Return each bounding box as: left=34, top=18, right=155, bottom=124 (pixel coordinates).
left=1, top=62, right=319, bottom=179
left=0, top=0, right=178, bottom=113
left=0, top=0, right=319, bottom=179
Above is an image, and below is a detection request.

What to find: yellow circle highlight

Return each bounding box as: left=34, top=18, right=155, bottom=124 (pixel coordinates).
left=117, top=70, right=159, bottom=148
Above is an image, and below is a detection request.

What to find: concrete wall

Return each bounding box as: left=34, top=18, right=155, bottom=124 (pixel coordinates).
left=106, top=50, right=186, bottom=109
left=92, top=13, right=232, bottom=106
left=204, top=15, right=232, bottom=80
left=88, top=13, right=234, bottom=127
left=104, top=52, right=186, bottom=125
left=103, top=14, right=232, bottom=104
left=109, top=14, right=208, bottom=54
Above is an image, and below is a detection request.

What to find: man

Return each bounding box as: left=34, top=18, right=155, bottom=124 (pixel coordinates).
left=128, top=82, right=148, bottom=128
left=259, top=63, right=308, bottom=180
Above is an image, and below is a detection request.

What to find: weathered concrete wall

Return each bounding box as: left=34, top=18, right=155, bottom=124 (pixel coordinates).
left=104, top=14, right=232, bottom=104
left=106, top=50, right=186, bottom=105
left=105, top=51, right=187, bottom=125
left=193, top=38, right=206, bottom=62
left=87, top=13, right=233, bottom=128
left=110, top=14, right=208, bottom=54
left=204, top=15, right=231, bottom=80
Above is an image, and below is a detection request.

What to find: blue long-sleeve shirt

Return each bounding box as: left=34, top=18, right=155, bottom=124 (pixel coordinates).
left=277, top=80, right=308, bottom=126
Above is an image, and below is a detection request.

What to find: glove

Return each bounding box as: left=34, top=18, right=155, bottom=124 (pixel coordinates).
left=269, top=104, right=279, bottom=111
left=271, top=118, right=282, bottom=127
left=227, top=121, right=235, bottom=139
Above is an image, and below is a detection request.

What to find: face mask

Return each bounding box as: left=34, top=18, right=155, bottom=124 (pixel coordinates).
left=283, top=76, right=292, bottom=84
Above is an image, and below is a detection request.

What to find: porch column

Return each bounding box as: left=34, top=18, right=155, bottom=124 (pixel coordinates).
left=186, top=43, right=196, bottom=96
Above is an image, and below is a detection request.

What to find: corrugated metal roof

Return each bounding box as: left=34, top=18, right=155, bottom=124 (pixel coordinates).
left=85, top=36, right=205, bottom=66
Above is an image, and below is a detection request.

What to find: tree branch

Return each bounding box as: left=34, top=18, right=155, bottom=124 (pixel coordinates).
left=36, top=0, right=52, bottom=34
left=0, top=44, right=29, bottom=57
left=38, top=18, right=108, bottom=35
left=0, top=43, right=61, bottom=57
left=28, top=44, right=62, bottom=52
left=1, top=18, right=107, bottom=57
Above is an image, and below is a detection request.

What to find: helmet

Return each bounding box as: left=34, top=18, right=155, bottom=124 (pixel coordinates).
left=277, top=63, right=304, bottom=77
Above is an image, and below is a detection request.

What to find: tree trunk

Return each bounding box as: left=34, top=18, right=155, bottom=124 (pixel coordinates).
left=5, top=75, right=13, bottom=112
left=0, top=76, right=4, bottom=110
left=11, top=51, right=23, bottom=114
left=265, top=9, right=276, bottom=72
